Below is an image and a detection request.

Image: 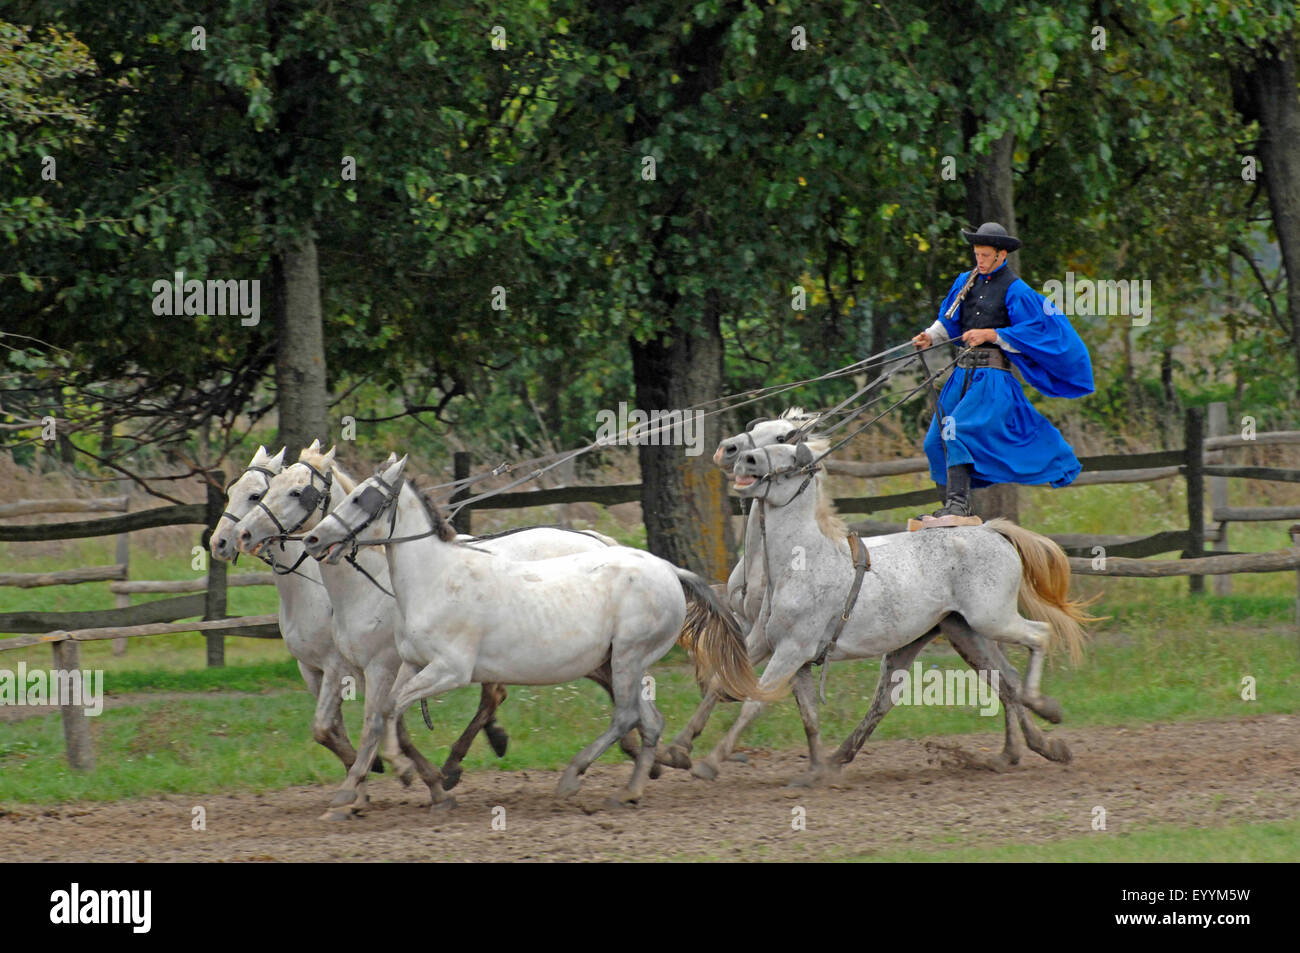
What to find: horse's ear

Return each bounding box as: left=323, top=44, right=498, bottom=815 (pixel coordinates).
left=306, top=438, right=322, bottom=452
left=381, top=454, right=408, bottom=484
left=382, top=452, right=398, bottom=467
left=251, top=445, right=268, bottom=463
left=795, top=442, right=814, bottom=466
left=746, top=417, right=770, bottom=433
left=268, top=446, right=287, bottom=469
left=320, top=446, right=337, bottom=469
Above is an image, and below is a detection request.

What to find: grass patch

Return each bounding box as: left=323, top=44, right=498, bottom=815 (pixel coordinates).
left=1, top=614, right=1296, bottom=805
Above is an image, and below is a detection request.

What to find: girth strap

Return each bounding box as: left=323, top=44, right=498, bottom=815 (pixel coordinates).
left=815, top=532, right=870, bottom=702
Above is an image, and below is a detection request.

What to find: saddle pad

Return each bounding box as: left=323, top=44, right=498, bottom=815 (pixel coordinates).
left=906, top=515, right=985, bottom=532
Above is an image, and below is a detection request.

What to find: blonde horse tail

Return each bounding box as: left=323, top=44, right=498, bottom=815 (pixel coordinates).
left=984, top=518, right=1103, bottom=665
left=676, top=569, right=785, bottom=703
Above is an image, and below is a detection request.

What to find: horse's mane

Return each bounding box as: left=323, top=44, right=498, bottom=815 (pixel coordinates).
left=802, top=436, right=847, bottom=543
left=780, top=406, right=819, bottom=423
left=411, top=479, right=460, bottom=543
left=298, top=447, right=357, bottom=494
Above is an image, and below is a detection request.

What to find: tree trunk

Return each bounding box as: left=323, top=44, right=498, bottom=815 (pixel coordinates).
left=274, top=235, right=330, bottom=459
left=1234, top=39, right=1300, bottom=386
left=630, top=299, right=734, bottom=581
left=962, top=123, right=1020, bottom=274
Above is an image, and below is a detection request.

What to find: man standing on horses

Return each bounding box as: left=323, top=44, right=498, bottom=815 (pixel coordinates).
left=910, top=222, right=1093, bottom=525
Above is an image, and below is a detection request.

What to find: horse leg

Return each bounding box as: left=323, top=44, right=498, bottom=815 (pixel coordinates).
left=981, top=616, right=1060, bottom=721
left=586, top=661, right=642, bottom=765
left=440, top=682, right=508, bottom=791
left=828, top=630, right=939, bottom=767
left=656, top=686, right=721, bottom=770
left=941, top=620, right=1024, bottom=769
left=383, top=661, right=467, bottom=812
left=690, top=642, right=806, bottom=781
left=944, top=618, right=1072, bottom=762
left=615, top=692, right=666, bottom=806
left=396, top=713, right=458, bottom=810
left=320, top=659, right=400, bottom=820
left=785, top=662, right=835, bottom=787
left=555, top=665, right=643, bottom=800
left=300, top=660, right=356, bottom=774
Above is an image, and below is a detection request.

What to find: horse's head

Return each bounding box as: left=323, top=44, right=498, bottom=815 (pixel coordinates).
left=713, top=407, right=820, bottom=472
left=303, top=453, right=409, bottom=564
left=235, top=441, right=336, bottom=555
left=732, top=441, right=822, bottom=506
left=210, top=445, right=285, bottom=562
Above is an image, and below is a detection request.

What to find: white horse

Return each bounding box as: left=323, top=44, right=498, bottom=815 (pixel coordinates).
left=689, top=440, right=1090, bottom=785
left=301, top=454, right=775, bottom=807
left=209, top=445, right=363, bottom=777
left=235, top=446, right=649, bottom=816
left=663, top=409, right=1066, bottom=775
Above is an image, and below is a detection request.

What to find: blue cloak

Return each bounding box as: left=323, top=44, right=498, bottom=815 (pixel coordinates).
left=923, top=266, right=1094, bottom=489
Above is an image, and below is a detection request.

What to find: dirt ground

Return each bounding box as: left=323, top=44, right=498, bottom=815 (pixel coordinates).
left=2, top=714, right=1297, bottom=862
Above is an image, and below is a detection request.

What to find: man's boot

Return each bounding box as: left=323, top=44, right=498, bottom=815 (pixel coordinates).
left=910, top=464, right=982, bottom=529
left=932, top=463, right=972, bottom=518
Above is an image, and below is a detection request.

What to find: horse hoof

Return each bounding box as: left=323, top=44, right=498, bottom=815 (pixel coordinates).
left=485, top=723, right=510, bottom=758
left=328, top=789, right=358, bottom=809
left=555, top=774, right=582, bottom=799
left=1047, top=738, right=1072, bottom=763
left=604, top=796, right=637, bottom=811
left=1029, top=696, right=1063, bottom=724
left=1000, top=750, right=1022, bottom=767
left=649, top=763, right=663, bottom=780
left=690, top=761, right=719, bottom=781
left=441, top=766, right=463, bottom=791
left=320, top=807, right=357, bottom=822
left=429, top=796, right=458, bottom=814
left=656, top=745, right=693, bottom=770
left=397, top=765, right=418, bottom=787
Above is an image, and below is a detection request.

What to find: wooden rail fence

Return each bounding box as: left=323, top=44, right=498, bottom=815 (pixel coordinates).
left=3, top=402, right=1297, bottom=770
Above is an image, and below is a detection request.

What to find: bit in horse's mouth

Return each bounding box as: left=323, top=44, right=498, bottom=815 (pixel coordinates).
left=733, top=474, right=757, bottom=488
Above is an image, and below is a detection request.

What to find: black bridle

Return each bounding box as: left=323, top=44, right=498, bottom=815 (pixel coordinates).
left=253, top=461, right=333, bottom=538
left=241, top=462, right=334, bottom=580
left=306, top=472, right=428, bottom=598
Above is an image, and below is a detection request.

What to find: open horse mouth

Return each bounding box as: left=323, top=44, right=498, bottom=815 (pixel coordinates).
left=733, top=473, right=757, bottom=488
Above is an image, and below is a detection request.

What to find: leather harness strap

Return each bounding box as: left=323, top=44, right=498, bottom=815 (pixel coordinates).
left=816, top=531, right=871, bottom=701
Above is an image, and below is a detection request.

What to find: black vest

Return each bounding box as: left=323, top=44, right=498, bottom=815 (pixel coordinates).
left=959, top=266, right=1016, bottom=342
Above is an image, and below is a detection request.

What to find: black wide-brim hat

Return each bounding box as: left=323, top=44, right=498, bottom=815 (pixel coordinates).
left=961, top=221, right=1021, bottom=251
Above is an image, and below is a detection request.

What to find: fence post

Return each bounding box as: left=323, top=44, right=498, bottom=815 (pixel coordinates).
left=112, top=495, right=130, bottom=656
left=1207, top=402, right=1231, bottom=595
left=52, top=639, right=94, bottom=771
left=202, top=471, right=227, bottom=667
left=1185, top=407, right=1205, bottom=594
left=451, top=451, right=472, bottom=536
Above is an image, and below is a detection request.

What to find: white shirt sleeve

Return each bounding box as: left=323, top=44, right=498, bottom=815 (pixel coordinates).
left=925, top=320, right=950, bottom=345
left=994, top=331, right=1020, bottom=353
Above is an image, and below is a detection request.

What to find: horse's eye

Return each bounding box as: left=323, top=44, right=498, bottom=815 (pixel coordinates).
left=289, top=489, right=301, bottom=497
left=247, top=493, right=261, bottom=502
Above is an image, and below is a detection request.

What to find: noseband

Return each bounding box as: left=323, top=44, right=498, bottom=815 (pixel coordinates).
left=254, top=462, right=333, bottom=539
